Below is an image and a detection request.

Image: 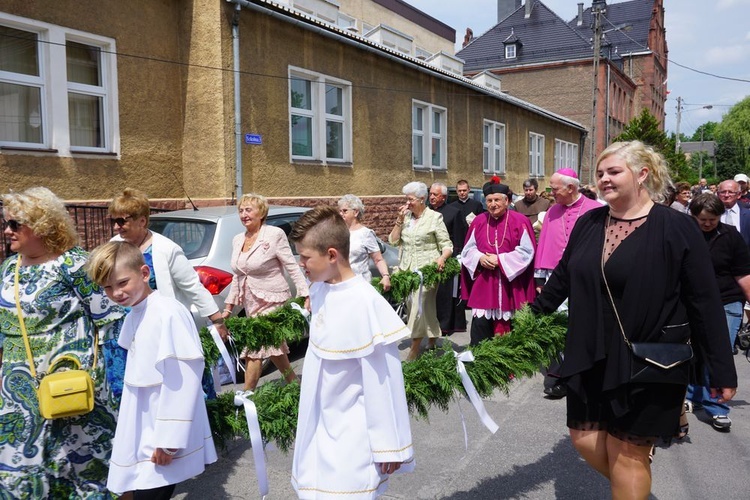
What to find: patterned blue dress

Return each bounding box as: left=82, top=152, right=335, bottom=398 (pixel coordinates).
left=0, top=248, right=125, bottom=499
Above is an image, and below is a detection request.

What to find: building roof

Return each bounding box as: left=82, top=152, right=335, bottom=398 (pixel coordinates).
left=237, top=0, right=586, bottom=131
left=457, top=0, right=655, bottom=73
left=680, top=141, right=717, bottom=157
left=371, top=0, right=455, bottom=43
left=570, top=0, right=653, bottom=57
left=457, top=1, right=591, bottom=72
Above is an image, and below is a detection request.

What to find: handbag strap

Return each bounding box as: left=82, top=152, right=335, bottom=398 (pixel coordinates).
left=14, top=260, right=98, bottom=379
left=14, top=259, right=38, bottom=379
left=600, top=214, right=633, bottom=350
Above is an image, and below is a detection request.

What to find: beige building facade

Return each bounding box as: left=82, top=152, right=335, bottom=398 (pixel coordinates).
left=1, top=0, right=584, bottom=207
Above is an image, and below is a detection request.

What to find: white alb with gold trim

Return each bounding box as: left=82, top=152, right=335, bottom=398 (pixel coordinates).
left=292, top=275, right=415, bottom=499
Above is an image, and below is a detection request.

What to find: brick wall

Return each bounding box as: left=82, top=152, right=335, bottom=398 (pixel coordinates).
left=269, top=196, right=404, bottom=240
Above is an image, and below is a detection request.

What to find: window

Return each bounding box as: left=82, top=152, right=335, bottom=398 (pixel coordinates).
left=412, top=100, right=446, bottom=170
left=337, top=13, right=356, bottom=31
left=483, top=120, right=506, bottom=174
left=415, top=46, right=431, bottom=60
left=289, top=67, right=351, bottom=163
left=0, top=14, right=118, bottom=154
left=554, top=139, right=579, bottom=170
left=505, top=44, right=516, bottom=59
left=529, top=132, right=545, bottom=177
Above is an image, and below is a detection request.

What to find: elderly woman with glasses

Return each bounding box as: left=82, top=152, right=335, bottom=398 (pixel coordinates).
left=337, top=194, right=391, bottom=290
left=389, top=182, right=453, bottom=360
left=0, top=187, right=125, bottom=497
left=108, top=189, right=228, bottom=400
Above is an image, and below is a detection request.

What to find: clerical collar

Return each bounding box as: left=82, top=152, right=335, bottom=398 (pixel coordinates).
left=566, top=194, right=582, bottom=208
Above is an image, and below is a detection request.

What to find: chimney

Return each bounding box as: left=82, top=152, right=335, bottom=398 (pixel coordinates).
left=525, top=1, right=532, bottom=19
left=497, top=0, right=522, bottom=24
left=577, top=3, right=584, bottom=26
left=462, top=28, right=474, bottom=48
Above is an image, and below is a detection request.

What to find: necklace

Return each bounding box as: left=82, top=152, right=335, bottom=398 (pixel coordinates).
left=486, top=212, right=509, bottom=252
left=561, top=196, right=585, bottom=243
left=137, top=230, right=151, bottom=249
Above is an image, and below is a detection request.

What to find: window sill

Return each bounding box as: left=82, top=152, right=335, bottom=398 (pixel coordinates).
left=70, top=150, right=118, bottom=157
left=291, top=159, right=353, bottom=167
left=1, top=146, right=59, bottom=154
left=413, top=166, right=447, bottom=172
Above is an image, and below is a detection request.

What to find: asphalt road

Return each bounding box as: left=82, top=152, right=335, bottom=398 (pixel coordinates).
left=175, top=327, right=750, bottom=499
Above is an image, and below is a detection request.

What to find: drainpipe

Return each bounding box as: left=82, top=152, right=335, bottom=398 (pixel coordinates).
left=232, top=2, right=243, bottom=199
left=605, top=63, right=611, bottom=147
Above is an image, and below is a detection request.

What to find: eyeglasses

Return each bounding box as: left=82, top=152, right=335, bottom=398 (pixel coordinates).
left=1, top=219, right=22, bottom=232
left=109, top=215, right=133, bottom=227
left=718, top=191, right=739, bottom=196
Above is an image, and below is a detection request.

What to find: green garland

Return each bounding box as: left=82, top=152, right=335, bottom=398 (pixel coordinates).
left=373, top=257, right=461, bottom=303
left=205, top=306, right=567, bottom=450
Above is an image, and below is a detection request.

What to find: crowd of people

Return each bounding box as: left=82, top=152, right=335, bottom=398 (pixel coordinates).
left=0, top=139, right=743, bottom=499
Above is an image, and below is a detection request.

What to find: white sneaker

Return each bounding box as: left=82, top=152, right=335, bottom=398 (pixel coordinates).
left=712, top=415, right=732, bottom=431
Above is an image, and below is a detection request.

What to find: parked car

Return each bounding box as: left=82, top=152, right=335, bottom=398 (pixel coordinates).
left=149, top=205, right=399, bottom=323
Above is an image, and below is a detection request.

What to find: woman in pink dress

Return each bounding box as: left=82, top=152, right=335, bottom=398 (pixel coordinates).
left=223, top=194, right=309, bottom=390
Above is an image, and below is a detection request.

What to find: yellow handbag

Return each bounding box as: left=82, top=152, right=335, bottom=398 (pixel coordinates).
left=15, top=261, right=96, bottom=420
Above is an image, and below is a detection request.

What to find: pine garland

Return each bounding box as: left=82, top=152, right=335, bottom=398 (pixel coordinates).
left=205, top=306, right=567, bottom=450
left=199, top=297, right=308, bottom=366
left=373, top=257, right=461, bottom=303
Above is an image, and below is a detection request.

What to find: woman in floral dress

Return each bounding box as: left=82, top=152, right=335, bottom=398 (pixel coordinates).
left=0, top=187, right=125, bottom=498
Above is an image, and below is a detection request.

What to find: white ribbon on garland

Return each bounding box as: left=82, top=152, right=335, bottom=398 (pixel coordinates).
left=234, top=390, right=269, bottom=498
left=209, top=325, right=237, bottom=385
left=289, top=301, right=311, bottom=322
left=453, top=351, right=499, bottom=449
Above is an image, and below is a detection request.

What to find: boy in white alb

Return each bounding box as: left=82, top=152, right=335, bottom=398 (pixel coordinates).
left=87, top=241, right=217, bottom=499
left=289, top=206, right=415, bottom=499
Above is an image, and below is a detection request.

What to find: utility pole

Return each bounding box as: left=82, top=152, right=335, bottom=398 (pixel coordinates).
left=674, top=96, right=682, bottom=153
left=699, top=126, right=704, bottom=180
left=589, top=0, right=605, bottom=184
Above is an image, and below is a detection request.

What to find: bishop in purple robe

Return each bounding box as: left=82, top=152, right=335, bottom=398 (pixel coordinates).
left=461, top=180, right=537, bottom=345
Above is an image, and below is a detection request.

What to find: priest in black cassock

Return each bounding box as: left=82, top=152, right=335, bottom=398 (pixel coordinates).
left=429, top=182, right=467, bottom=335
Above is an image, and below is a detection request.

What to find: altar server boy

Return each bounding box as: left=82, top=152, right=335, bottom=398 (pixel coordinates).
left=87, top=241, right=217, bottom=498
left=288, top=206, right=415, bottom=499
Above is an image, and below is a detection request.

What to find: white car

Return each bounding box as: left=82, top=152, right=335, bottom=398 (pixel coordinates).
left=149, top=205, right=399, bottom=321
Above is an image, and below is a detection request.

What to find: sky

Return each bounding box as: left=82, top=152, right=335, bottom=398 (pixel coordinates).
left=405, top=0, right=750, bottom=138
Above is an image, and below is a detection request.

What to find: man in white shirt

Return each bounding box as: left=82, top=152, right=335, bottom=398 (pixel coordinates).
left=718, top=179, right=750, bottom=246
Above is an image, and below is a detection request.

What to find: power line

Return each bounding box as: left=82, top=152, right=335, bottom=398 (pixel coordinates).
left=601, top=15, right=750, bottom=84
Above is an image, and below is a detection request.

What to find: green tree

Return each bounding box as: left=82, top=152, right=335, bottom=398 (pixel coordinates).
left=715, top=96, right=750, bottom=174
left=690, top=121, right=719, bottom=142
left=614, top=108, right=690, bottom=181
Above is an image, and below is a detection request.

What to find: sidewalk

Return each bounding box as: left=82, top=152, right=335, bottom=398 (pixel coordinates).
left=175, top=329, right=750, bottom=499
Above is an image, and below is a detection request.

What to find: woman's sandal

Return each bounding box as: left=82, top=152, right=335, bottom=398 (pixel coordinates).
left=675, top=405, right=689, bottom=440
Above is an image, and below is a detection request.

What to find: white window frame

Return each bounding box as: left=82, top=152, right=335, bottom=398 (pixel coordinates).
left=483, top=120, right=506, bottom=175
left=529, top=132, right=545, bottom=177
left=412, top=100, right=447, bottom=170
left=505, top=44, right=516, bottom=59
left=554, top=138, right=579, bottom=170
left=0, top=13, right=119, bottom=155
left=288, top=66, right=352, bottom=164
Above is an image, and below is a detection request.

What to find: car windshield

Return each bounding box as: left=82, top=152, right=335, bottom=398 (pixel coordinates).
left=149, top=219, right=216, bottom=259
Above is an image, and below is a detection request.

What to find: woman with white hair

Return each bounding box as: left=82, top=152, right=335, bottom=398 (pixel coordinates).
left=337, top=194, right=391, bottom=291
left=389, top=182, right=452, bottom=360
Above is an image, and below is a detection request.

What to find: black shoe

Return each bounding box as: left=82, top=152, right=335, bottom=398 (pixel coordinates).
left=544, top=384, right=567, bottom=399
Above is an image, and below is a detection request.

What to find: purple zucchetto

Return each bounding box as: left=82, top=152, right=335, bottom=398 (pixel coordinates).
left=556, top=168, right=578, bottom=179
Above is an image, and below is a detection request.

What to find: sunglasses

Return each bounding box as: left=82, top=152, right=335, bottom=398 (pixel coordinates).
left=109, top=215, right=133, bottom=227
left=1, top=219, right=22, bottom=232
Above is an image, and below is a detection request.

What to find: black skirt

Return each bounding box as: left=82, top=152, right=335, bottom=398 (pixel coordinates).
left=565, top=361, right=685, bottom=446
